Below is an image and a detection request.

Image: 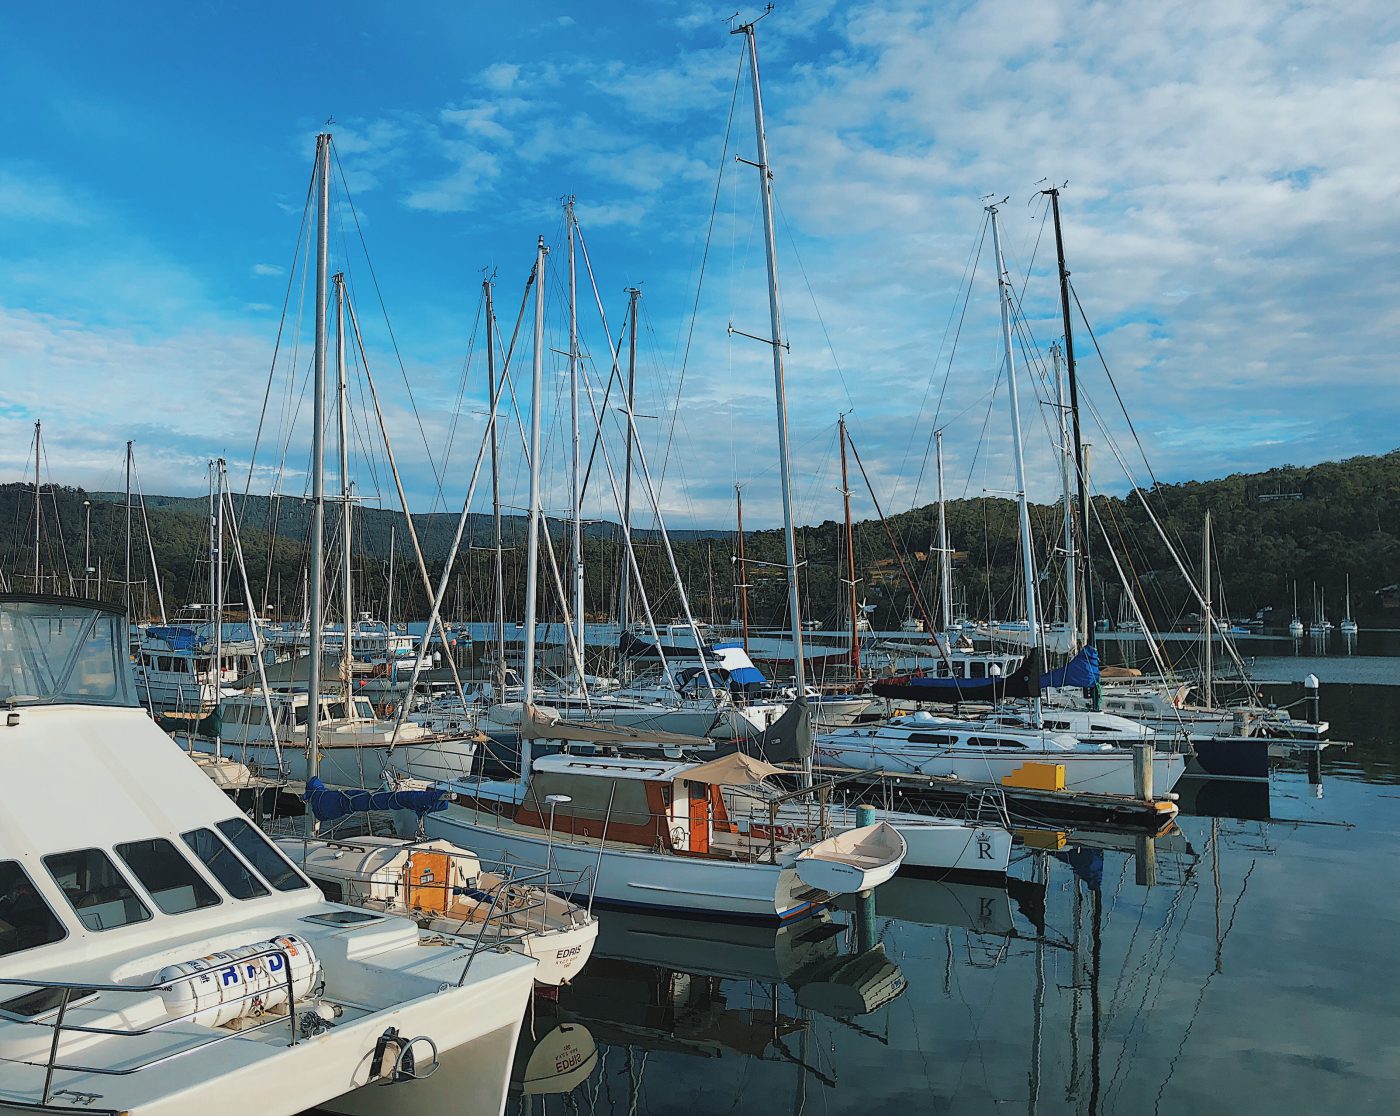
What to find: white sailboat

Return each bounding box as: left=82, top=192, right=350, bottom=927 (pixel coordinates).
left=1289, top=580, right=1304, bottom=638
left=1340, top=575, right=1359, bottom=634
left=819, top=203, right=1185, bottom=802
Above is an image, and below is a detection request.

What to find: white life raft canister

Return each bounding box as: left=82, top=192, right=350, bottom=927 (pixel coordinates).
left=156, top=934, right=320, bottom=1027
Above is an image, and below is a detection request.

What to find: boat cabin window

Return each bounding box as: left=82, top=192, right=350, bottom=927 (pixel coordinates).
left=907, top=733, right=955, bottom=746
left=0, top=599, right=136, bottom=708
left=43, top=849, right=152, bottom=932
left=0, top=861, right=67, bottom=957
left=215, top=818, right=310, bottom=892
left=115, top=839, right=221, bottom=915
left=969, top=662, right=986, bottom=678
left=312, top=877, right=344, bottom=903
left=526, top=772, right=653, bottom=828
left=966, top=736, right=1028, bottom=750
left=180, top=828, right=269, bottom=899
left=354, top=699, right=375, bottom=719
left=936, top=661, right=952, bottom=678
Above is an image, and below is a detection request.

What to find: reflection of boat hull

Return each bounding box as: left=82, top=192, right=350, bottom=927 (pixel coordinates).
left=845, top=875, right=1016, bottom=935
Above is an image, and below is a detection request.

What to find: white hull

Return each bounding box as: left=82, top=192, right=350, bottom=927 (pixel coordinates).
left=427, top=804, right=824, bottom=922
left=189, top=734, right=479, bottom=787
left=814, top=737, right=1185, bottom=797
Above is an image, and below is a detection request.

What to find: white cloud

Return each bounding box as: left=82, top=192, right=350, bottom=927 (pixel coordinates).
left=251, top=263, right=283, bottom=277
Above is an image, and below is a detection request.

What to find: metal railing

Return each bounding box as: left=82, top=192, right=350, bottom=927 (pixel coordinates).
left=0, top=943, right=297, bottom=1105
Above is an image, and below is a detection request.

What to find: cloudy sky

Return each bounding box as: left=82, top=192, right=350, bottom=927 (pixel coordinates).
left=2, top=0, right=1397, bottom=531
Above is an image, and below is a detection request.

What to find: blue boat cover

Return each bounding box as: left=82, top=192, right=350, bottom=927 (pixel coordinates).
left=870, top=646, right=1100, bottom=703
left=302, top=776, right=448, bottom=822
left=1042, top=645, right=1100, bottom=689
left=146, top=625, right=199, bottom=650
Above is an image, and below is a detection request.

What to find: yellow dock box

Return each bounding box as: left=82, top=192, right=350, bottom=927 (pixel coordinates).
left=1015, top=828, right=1069, bottom=850
left=1002, top=763, right=1066, bottom=791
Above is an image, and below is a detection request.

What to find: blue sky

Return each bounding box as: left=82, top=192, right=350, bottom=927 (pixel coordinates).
left=2, top=0, right=1398, bottom=531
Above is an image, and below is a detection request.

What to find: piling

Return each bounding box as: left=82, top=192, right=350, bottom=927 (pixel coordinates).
left=1132, top=743, right=1154, bottom=802
left=1304, top=674, right=1321, bottom=725
left=855, top=803, right=878, bottom=951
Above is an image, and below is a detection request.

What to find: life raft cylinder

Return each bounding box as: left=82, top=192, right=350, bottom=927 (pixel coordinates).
left=156, top=934, right=320, bottom=1027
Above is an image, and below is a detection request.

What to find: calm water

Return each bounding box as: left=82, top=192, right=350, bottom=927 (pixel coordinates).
left=310, top=669, right=1400, bottom=1115
left=500, top=679, right=1398, bottom=1115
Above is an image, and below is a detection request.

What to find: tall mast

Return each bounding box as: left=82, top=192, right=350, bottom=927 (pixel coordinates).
left=305, top=130, right=330, bottom=831
left=618, top=287, right=639, bottom=636
left=734, top=16, right=811, bottom=773
left=34, top=421, right=42, bottom=592
left=207, top=463, right=216, bottom=634
left=385, top=524, right=395, bottom=629
left=839, top=416, right=860, bottom=676
left=1053, top=344, right=1078, bottom=640
left=1203, top=511, right=1214, bottom=707
left=566, top=199, right=585, bottom=657
left=333, top=272, right=353, bottom=713
left=123, top=436, right=134, bottom=611
left=936, top=430, right=952, bottom=634
left=212, top=459, right=224, bottom=752
left=989, top=203, right=1042, bottom=724
left=1044, top=187, right=1096, bottom=656
left=523, top=236, right=548, bottom=711
left=485, top=278, right=507, bottom=699
left=735, top=484, right=749, bottom=651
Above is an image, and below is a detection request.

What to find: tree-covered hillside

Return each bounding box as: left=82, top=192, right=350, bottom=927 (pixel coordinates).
left=4, top=450, right=1396, bottom=628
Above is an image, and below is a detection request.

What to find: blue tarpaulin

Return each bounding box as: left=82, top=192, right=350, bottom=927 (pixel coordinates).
left=302, top=777, right=448, bottom=822
left=1041, top=645, right=1101, bottom=689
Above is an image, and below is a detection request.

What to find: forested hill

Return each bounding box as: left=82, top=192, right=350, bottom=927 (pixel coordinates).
left=2, top=450, right=1396, bottom=627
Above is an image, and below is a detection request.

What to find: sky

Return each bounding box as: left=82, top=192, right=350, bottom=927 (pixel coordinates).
left=2, top=0, right=1398, bottom=532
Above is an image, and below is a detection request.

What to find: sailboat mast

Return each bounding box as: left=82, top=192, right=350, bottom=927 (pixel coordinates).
left=989, top=203, right=1042, bottom=723
left=305, top=131, right=331, bottom=826
left=386, top=524, right=395, bottom=630
left=485, top=278, right=507, bottom=698
left=735, top=483, right=749, bottom=651
left=213, top=459, right=224, bottom=749
left=619, top=287, right=639, bottom=637
left=735, top=19, right=810, bottom=743
left=1053, top=345, right=1078, bottom=639
left=566, top=199, right=585, bottom=657
left=1044, top=188, right=1095, bottom=652
left=123, top=436, right=133, bottom=611
left=33, top=421, right=42, bottom=592
left=839, top=416, right=860, bottom=676
left=333, top=272, right=353, bottom=713
left=1203, top=510, right=1213, bottom=707
left=523, top=236, right=548, bottom=708
left=936, top=430, right=952, bottom=634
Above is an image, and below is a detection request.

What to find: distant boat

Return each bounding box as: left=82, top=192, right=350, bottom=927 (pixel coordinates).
left=1341, top=574, right=1359, bottom=635
left=1289, top=580, right=1304, bottom=638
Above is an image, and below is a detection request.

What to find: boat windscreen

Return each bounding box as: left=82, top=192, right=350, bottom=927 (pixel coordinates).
left=0, top=599, right=136, bottom=708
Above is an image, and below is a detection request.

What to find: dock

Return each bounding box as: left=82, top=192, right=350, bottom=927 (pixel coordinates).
left=810, top=764, right=1178, bottom=831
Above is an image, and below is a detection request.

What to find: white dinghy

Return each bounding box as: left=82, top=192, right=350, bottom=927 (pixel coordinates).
left=276, top=833, right=598, bottom=987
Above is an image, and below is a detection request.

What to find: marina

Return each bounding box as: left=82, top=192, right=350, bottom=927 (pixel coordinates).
left=3, top=4, right=1398, bottom=1115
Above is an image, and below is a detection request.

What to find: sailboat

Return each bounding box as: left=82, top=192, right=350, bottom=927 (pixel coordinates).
left=1340, top=575, right=1359, bottom=634
left=191, top=235, right=480, bottom=789
left=820, top=203, right=1183, bottom=799
left=1289, top=581, right=1305, bottom=638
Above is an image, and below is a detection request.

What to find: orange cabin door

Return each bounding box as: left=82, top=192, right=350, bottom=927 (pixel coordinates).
left=688, top=787, right=711, bottom=854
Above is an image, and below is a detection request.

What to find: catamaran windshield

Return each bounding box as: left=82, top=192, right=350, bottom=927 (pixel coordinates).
left=0, top=596, right=136, bottom=708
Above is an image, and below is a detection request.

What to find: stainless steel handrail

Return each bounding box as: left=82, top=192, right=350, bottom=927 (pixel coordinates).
left=0, top=944, right=297, bottom=1103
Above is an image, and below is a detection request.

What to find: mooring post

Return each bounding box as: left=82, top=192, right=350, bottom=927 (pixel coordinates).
left=1135, top=833, right=1157, bottom=888
left=856, top=803, right=878, bottom=952
left=1304, top=674, right=1320, bottom=725
left=1132, top=743, right=1154, bottom=802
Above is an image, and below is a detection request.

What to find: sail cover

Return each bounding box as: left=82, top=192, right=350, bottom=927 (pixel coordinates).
left=302, top=776, right=447, bottom=822
left=739, top=694, right=812, bottom=764
left=870, top=645, right=1100, bottom=703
